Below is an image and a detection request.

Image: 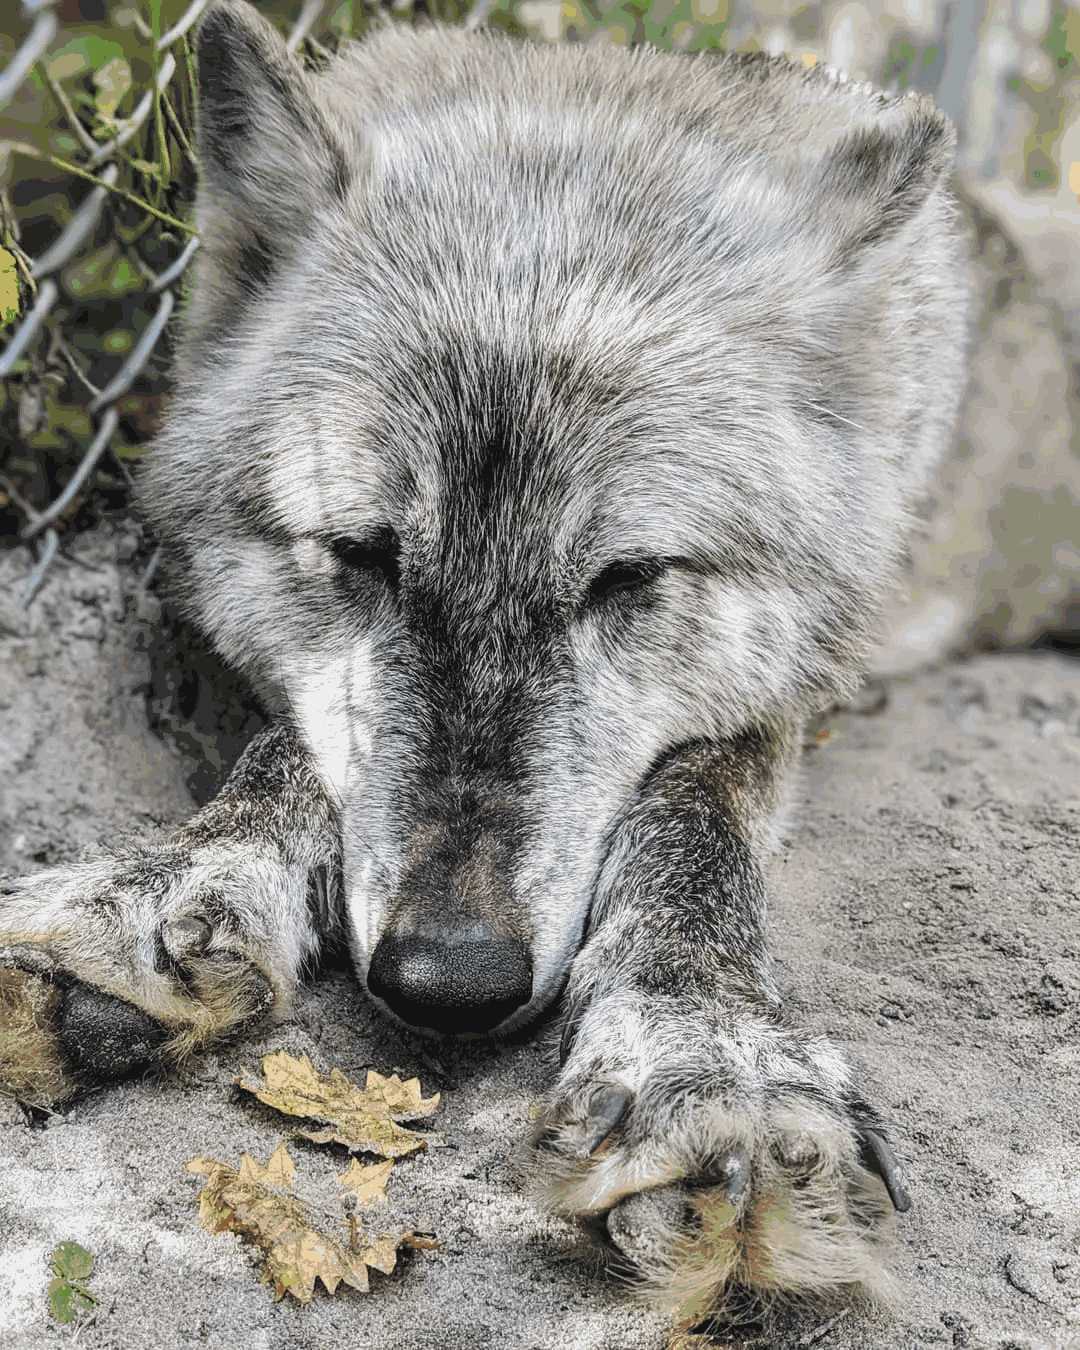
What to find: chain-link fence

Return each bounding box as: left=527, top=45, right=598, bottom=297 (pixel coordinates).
left=2, top=0, right=199, bottom=603
left=0, top=0, right=362, bottom=603
left=1, top=0, right=1076, bottom=606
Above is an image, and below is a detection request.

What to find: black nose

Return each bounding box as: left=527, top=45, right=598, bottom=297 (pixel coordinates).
left=367, top=921, right=533, bottom=1034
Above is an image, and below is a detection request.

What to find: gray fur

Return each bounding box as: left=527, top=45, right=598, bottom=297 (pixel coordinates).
left=2, top=0, right=981, bottom=1319
left=144, top=3, right=968, bottom=1010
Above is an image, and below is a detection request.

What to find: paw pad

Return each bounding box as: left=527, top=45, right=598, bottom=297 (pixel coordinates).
left=58, top=984, right=169, bottom=1084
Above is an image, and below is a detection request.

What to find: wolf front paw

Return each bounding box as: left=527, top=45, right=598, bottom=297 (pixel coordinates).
left=0, top=841, right=314, bottom=1107
left=525, top=990, right=909, bottom=1322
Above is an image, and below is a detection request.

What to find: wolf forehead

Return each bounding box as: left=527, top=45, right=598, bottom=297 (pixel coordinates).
left=148, top=11, right=962, bottom=626
left=217, top=326, right=830, bottom=584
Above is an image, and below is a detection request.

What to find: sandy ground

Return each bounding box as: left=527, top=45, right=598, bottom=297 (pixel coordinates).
left=0, top=531, right=1077, bottom=1350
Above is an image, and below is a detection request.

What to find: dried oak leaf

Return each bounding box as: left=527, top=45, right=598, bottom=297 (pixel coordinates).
left=0, top=247, right=21, bottom=327
left=238, top=1142, right=296, bottom=1187
left=338, top=1158, right=394, bottom=1206
left=237, top=1051, right=440, bottom=1158
left=187, top=1144, right=429, bottom=1303
left=364, top=1068, right=440, bottom=1117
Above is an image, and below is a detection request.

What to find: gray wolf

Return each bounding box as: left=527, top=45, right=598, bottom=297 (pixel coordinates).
left=2, top=0, right=1073, bottom=1323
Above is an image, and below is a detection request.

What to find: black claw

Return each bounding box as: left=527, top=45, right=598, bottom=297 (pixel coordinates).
left=692, top=1145, right=752, bottom=1204
left=718, top=1147, right=752, bottom=1204
left=58, top=984, right=169, bottom=1085
left=583, top=1084, right=632, bottom=1156
left=857, top=1124, right=912, bottom=1213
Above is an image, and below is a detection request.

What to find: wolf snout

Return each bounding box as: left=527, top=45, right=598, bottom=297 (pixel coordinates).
left=367, top=919, right=533, bottom=1034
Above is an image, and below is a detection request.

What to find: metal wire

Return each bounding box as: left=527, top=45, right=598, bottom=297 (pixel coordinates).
left=0, top=8, right=57, bottom=108
left=0, top=0, right=327, bottom=605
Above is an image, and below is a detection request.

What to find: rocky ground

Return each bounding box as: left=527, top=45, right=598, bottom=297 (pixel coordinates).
left=0, top=529, right=1077, bottom=1350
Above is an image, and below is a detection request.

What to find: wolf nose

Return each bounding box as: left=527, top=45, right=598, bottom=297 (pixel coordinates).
left=367, top=921, right=533, bottom=1034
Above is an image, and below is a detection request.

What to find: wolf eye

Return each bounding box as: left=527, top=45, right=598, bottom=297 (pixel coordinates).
left=329, top=527, right=400, bottom=590
left=585, top=559, right=663, bottom=607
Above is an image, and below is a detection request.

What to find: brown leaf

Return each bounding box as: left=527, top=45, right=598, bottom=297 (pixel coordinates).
left=337, top=1158, right=394, bottom=1207
left=0, top=247, right=20, bottom=328
left=238, top=1141, right=296, bottom=1189
left=359, top=1233, right=400, bottom=1275
left=186, top=1145, right=431, bottom=1303
left=364, top=1069, right=440, bottom=1119
left=237, top=1051, right=440, bottom=1158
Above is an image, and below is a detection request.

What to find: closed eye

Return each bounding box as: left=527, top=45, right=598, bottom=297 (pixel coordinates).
left=329, top=526, right=400, bottom=590
left=585, top=558, right=664, bottom=608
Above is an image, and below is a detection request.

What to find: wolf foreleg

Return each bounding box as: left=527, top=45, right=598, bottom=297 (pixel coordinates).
left=0, top=724, right=339, bottom=1106
left=526, top=727, right=907, bottom=1320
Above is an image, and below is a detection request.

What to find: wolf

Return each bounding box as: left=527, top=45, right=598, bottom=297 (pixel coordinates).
left=2, top=0, right=1075, bottom=1323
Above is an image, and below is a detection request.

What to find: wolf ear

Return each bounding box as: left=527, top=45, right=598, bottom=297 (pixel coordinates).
left=194, top=0, right=348, bottom=284
left=813, top=94, right=956, bottom=264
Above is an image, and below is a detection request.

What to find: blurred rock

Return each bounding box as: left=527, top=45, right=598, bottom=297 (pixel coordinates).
left=877, top=180, right=1079, bottom=671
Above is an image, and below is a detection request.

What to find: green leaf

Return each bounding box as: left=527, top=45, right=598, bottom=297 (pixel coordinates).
left=65, top=244, right=142, bottom=300
left=110, top=258, right=140, bottom=295
left=46, top=36, right=126, bottom=83
left=93, top=57, right=133, bottom=124
left=104, top=329, right=134, bottom=355
left=130, top=158, right=164, bottom=181
left=47, top=1277, right=95, bottom=1324
left=51, top=1240, right=95, bottom=1281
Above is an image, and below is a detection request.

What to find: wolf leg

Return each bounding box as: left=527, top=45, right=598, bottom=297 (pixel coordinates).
left=0, top=725, right=338, bottom=1107
left=526, top=728, right=906, bottom=1319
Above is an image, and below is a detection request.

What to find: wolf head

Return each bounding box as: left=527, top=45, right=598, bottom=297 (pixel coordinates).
left=144, top=0, right=967, bottom=1033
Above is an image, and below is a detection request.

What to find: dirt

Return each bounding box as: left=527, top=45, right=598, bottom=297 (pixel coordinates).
left=1, top=527, right=1077, bottom=1350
